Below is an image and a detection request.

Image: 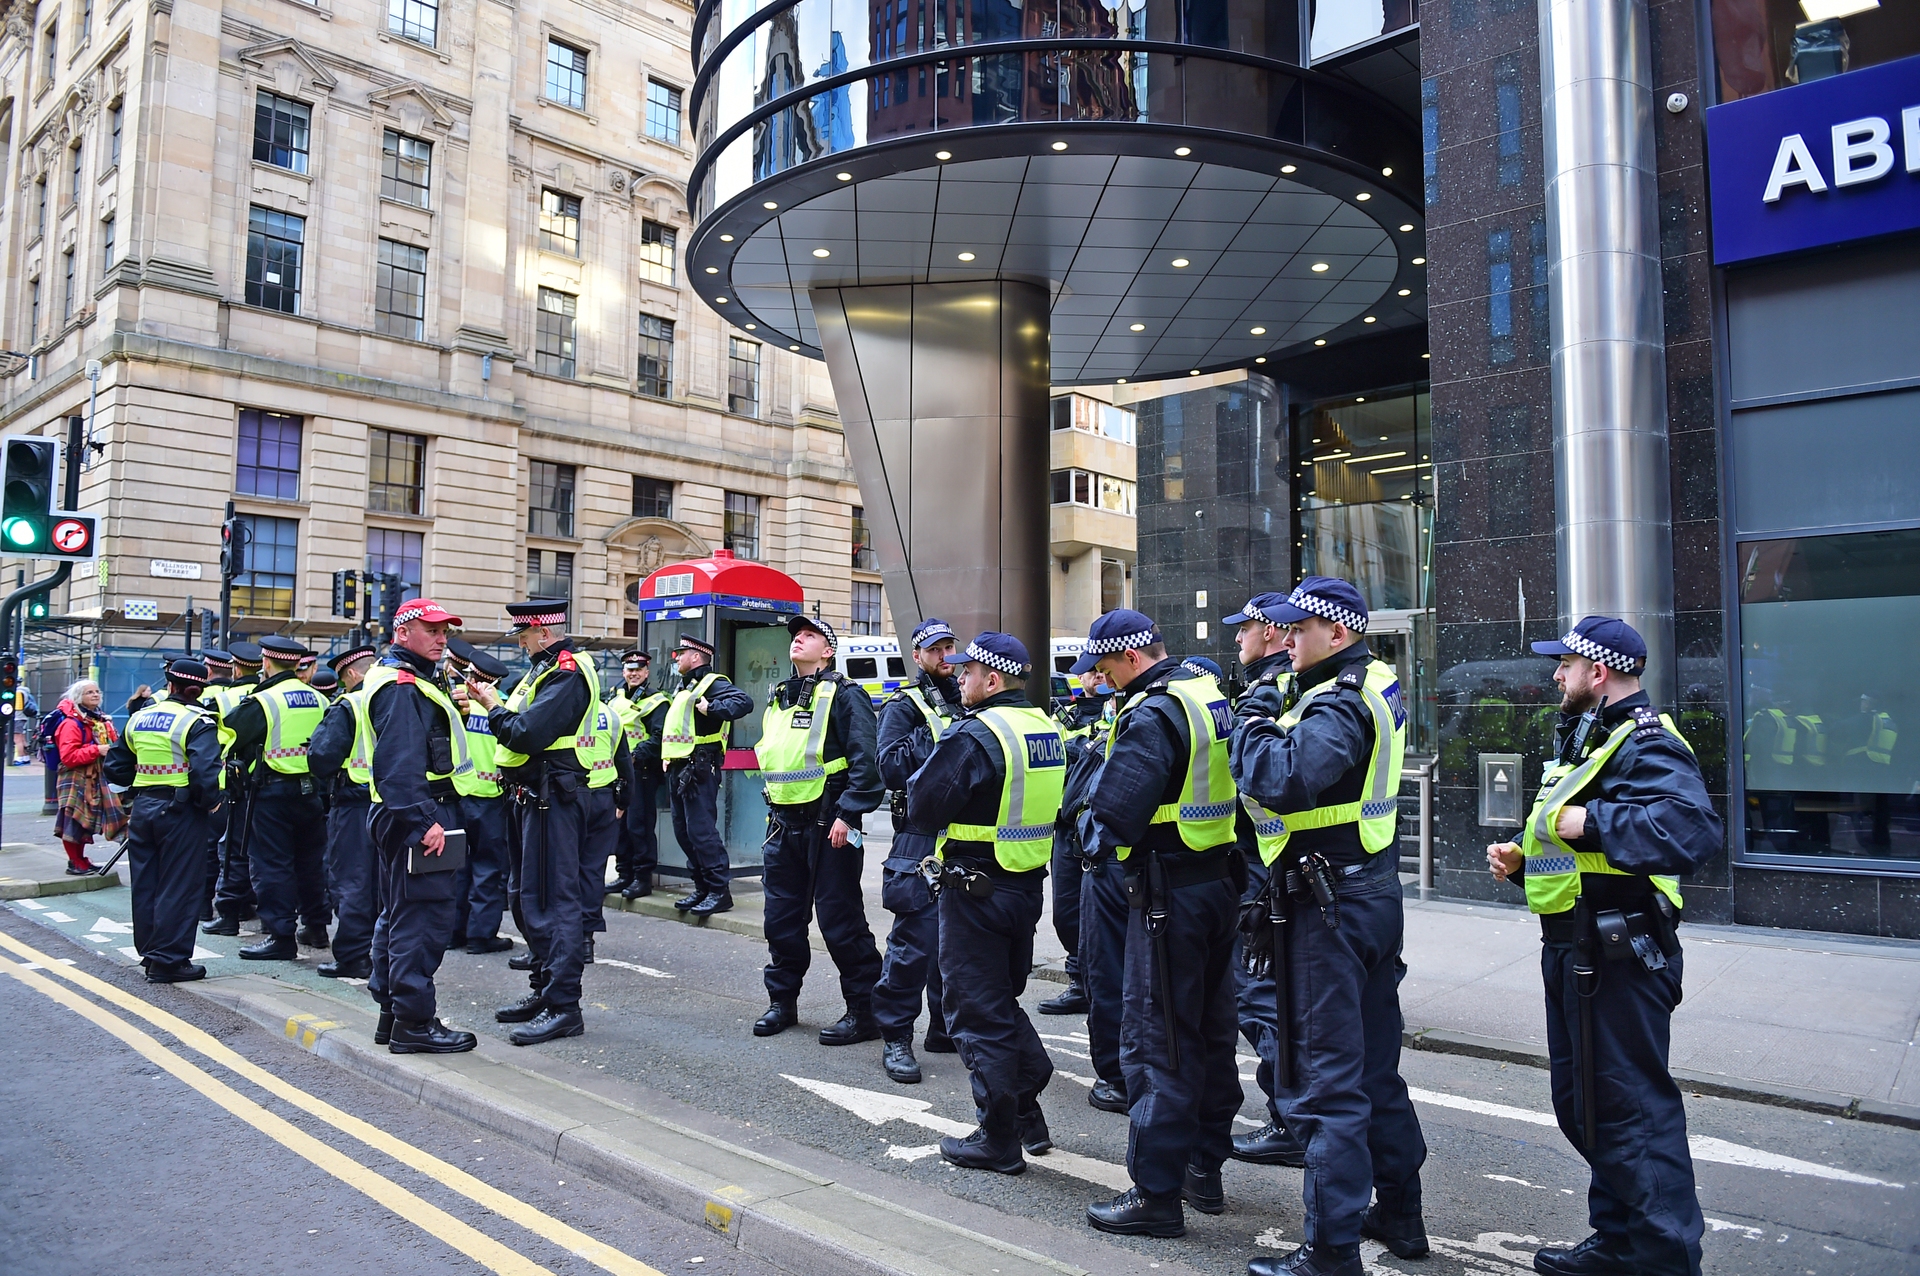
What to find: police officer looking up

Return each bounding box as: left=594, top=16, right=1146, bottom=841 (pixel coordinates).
left=752, top=614, right=885, bottom=1043
left=363, top=599, right=477, bottom=1055
left=104, top=659, right=222, bottom=984
left=1079, top=610, right=1243, bottom=1240
left=1486, top=617, right=1719, bottom=1276
left=446, top=638, right=517, bottom=955
left=906, top=632, right=1064, bottom=1177
left=1062, top=645, right=1130, bottom=1115
left=662, top=635, right=753, bottom=915
left=608, top=651, right=670, bottom=900
left=306, top=644, right=379, bottom=980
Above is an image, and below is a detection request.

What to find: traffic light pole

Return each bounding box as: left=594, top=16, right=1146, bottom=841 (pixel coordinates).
left=219, top=499, right=235, bottom=648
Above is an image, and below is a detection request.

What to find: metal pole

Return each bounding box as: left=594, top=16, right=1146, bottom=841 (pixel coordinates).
left=1417, top=759, right=1435, bottom=898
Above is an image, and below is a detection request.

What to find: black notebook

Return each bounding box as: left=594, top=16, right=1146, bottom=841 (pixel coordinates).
left=408, top=828, right=466, bottom=876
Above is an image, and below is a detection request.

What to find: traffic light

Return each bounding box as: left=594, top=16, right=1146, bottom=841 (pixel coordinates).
left=0, top=653, right=18, bottom=720
left=1, top=436, right=56, bottom=553
left=220, top=517, right=247, bottom=580
left=22, top=584, right=52, bottom=621
left=331, top=569, right=360, bottom=619
left=376, top=573, right=401, bottom=637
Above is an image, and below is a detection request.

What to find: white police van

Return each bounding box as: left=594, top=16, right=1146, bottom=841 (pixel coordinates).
left=835, top=636, right=1089, bottom=706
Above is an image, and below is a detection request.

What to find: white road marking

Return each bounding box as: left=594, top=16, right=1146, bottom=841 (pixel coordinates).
left=1408, top=1086, right=1557, bottom=1127
left=87, top=917, right=134, bottom=935
left=87, top=935, right=111, bottom=943
left=42, top=911, right=75, bottom=923
left=1254, top=1227, right=1287, bottom=1248
left=1705, top=1217, right=1767, bottom=1240
left=1421, top=1232, right=1543, bottom=1275
left=1036, top=1034, right=1092, bottom=1061
left=1482, top=1174, right=1574, bottom=1195
left=885, top=1144, right=941, bottom=1162
left=15, top=958, right=77, bottom=970
left=595, top=958, right=673, bottom=979
left=16, top=899, right=47, bottom=910
left=1054, top=1068, right=1096, bottom=1088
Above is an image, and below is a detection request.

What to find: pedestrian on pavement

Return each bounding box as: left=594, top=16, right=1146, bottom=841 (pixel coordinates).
left=606, top=650, right=669, bottom=900
left=306, top=644, right=379, bottom=980
left=1220, top=594, right=1308, bottom=1172
left=203, top=641, right=263, bottom=935
left=1061, top=644, right=1129, bottom=1115
left=872, top=617, right=962, bottom=1083
left=362, top=598, right=477, bottom=1055
left=662, top=634, right=753, bottom=915
left=53, top=679, right=127, bottom=875
left=223, top=635, right=333, bottom=959
left=1038, top=669, right=1112, bottom=1019
left=1231, top=577, right=1429, bottom=1276
left=446, top=637, right=516, bottom=955
left=1487, top=617, right=1721, bottom=1276
left=471, top=598, right=602, bottom=1046
left=103, top=659, right=221, bottom=984
left=1081, top=609, right=1244, bottom=1239
left=752, top=614, right=885, bottom=1045
left=906, top=632, right=1064, bottom=1177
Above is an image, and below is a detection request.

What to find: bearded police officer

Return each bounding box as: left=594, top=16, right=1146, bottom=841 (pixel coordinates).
left=447, top=638, right=516, bottom=955
left=362, top=599, right=477, bottom=1055
left=306, top=644, right=379, bottom=980
left=103, top=660, right=221, bottom=984
left=752, top=614, right=885, bottom=1043
left=906, top=632, right=1064, bottom=1175
left=1231, top=578, right=1428, bottom=1276
left=204, top=641, right=262, bottom=935
left=1487, top=617, right=1719, bottom=1276
left=1079, top=610, right=1243, bottom=1239
left=662, top=635, right=753, bottom=914
left=607, top=651, right=669, bottom=899
left=1063, top=645, right=1129, bottom=1114
left=872, top=617, right=962, bottom=1083
left=1039, top=668, right=1112, bottom=1018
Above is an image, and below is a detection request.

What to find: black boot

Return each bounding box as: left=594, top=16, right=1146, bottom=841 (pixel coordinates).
left=1183, top=1163, right=1225, bottom=1215
left=1360, top=1203, right=1430, bottom=1260
left=1018, top=1109, right=1052, bottom=1156
left=239, top=934, right=297, bottom=961
left=1037, top=980, right=1089, bottom=1015
left=1232, top=1119, right=1307, bottom=1166
left=607, top=876, right=632, bottom=897
left=145, top=961, right=207, bottom=984
left=296, top=924, right=330, bottom=949
left=1248, top=1243, right=1362, bottom=1276
left=317, top=958, right=373, bottom=979
left=508, top=950, right=537, bottom=971
left=622, top=879, right=653, bottom=900
left=882, top=1037, right=921, bottom=1084
left=819, top=1001, right=879, bottom=1046
left=374, top=1009, right=394, bottom=1046
left=495, top=992, right=548, bottom=1023
left=202, top=916, right=240, bottom=936
left=466, top=936, right=514, bottom=955
left=1088, top=1079, right=1129, bottom=1113
left=509, top=1005, right=585, bottom=1046
left=1532, top=1233, right=1635, bottom=1276
left=753, top=1001, right=798, bottom=1037
left=673, top=890, right=706, bottom=911
left=939, top=1124, right=1025, bottom=1175
left=691, top=892, right=732, bottom=916
left=1086, top=1187, right=1185, bottom=1237
left=922, top=1026, right=957, bottom=1053
left=389, top=1018, right=478, bottom=1054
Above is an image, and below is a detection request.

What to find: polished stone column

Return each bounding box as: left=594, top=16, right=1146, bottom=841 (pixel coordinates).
left=811, top=281, right=1051, bottom=701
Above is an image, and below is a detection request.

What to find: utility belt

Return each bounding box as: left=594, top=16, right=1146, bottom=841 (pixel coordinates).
left=508, top=764, right=583, bottom=809
left=428, top=778, right=459, bottom=803
left=771, top=780, right=847, bottom=822
left=1123, top=844, right=1237, bottom=903
left=130, top=785, right=196, bottom=805
left=1541, top=892, right=1681, bottom=972
left=256, top=775, right=318, bottom=798
left=332, top=780, right=371, bottom=806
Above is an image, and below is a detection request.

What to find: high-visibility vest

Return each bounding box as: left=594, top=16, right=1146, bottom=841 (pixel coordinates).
left=454, top=703, right=502, bottom=798
left=892, top=684, right=952, bottom=742
left=609, top=689, right=669, bottom=751
left=1242, top=659, right=1406, bottom=867
left=253, top=680, right=328, bottom=775
left=361, top=664, right=473, bottom=804
left=759, top=678, right=848, bottom=805
left=494, top=652, right=602, bottom=769
left=1105, top=673, right=1238, bottom=860
left=584, top=703, right=620, bottom=789
left=936, top=705, right=1067, bottom=872
left=125, top=696, right=209, bottom=788
left=1848, top=711, right=1898, bottom=766
left=1520, top=711, right=1687, bottom=916
left=1794, top=714, right=1828, bottom=767
left=1745, top=708, right=1795, bottom=766
left=342, top=689, right=374, bottom=787
left=662, top=672, right=728, bottom=761
left=201, top=681, right=249, bottom=756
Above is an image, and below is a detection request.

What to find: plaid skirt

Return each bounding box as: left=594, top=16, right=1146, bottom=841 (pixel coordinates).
left=57, top=763, right=127, bottom=844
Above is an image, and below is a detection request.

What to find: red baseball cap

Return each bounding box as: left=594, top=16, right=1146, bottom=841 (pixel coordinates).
left=394, top=598, right=462, bottom=626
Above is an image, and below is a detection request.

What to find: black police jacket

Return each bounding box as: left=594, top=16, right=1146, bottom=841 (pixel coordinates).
left=307, top=696, right=366, bottom=799
left=1089, top=658, right=1219, bottom=856
left=768, top=670, right=883, bottom=824
left=487, top=638, right=594, bottom=783
left=905, top=688, right=1032, bottom=856
left=1055, top=715, right=1111, bottom=856
left=369, top=646, right=458, bottom=847
left=670, top=663, right=755, bottom=763
left=1232, top=650, right=1292, bottom=858
left=878, top=673, right=960, bottom=844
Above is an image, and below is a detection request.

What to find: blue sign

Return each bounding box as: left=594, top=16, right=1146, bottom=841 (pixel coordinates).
left=1706, top=53, right=1920, bottom=265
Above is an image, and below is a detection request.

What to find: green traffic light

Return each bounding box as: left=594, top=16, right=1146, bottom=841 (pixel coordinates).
left=2, top=515, right=36, bottom=547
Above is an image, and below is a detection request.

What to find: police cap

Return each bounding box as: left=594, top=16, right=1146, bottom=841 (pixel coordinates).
left=1182, top=656, right=1224, bottom=680
left=229, top=641, right=264, bottom=665
left=309, top=668, right=339, bottom=693
left=910, top=618, right=957, bottom=650
left=1222, top=591, right=1295, bottom=628
left=1532, top=616, right=1648, bottom=675
left=1071, top=608, right=1162, bottom=675
left=258, top=635, right=313, bottom=661
left=672, top=634, right=716, bottom=658
left=329, top=644, right=377, bottom=674
left=505, top=599, right=568, bottom=632
left=166, top=659, right=210, bottom=687
left=787, top=613, right=837, bottom=653
left=463, top=646, right=510, bottom=681
left=945, top=632, right=1032, bottom=678
left=1261, top=577, right=1370, bottom=633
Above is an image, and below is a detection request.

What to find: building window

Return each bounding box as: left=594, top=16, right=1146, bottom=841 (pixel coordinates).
left=42, top=25, right=55, bottom=85
left=99, top=216, right=114, bottom=273
left=1049, top=468, right=1136, bottom=514
left=1494, top=56, right=1523, bottom=188
left=527, top=548, right=574, bottom=600
left=35, top=177, right=46, bottom=239
left=252, top=91, right=311, bottom=174
left=636, top=313, right=674, bottom=397
left=723, top=490, right=761, bottom=558
left=632, top=475, right=672, bottom=519
left=1050, top=394, right=1137, bottom=444
left=245, top=206, right=304, bottom=313
left=534, top=287, right=576, bottom=377
left=528, top=460, right=575, bottom=538
left=366, top=526, right=424, bottom=597
left=367, top=427, right=426, bottom=514
left=539, top=188, right=581, bottom=256
left=236, top=409, right=303, bottom=500
left=380, top=131, right=431, bottom=207
left=727, top=337, right=760, bottom=417
left=1487, top=228, right=1515, bottom=366
left=69, top=142, right=82, bottom=203
left=80, top=0, right=92, bottom=42
left=61, top=248, right=74, bottom=321
left=28, top=279, right=40, bottom=342
left=851, top=581, right=883, bottom=635
left=645, top=80, right=682, bottom=143
left=233, top=513, right=299, bottom=618
left=638, top=220, right=676, bottom=286
left=375, top=239, right=427, bottom=341
left=545, top=39, right=588, bottom=109
left=108, top=102, right=121, bottom=168
left=387, top=0, right=437, bottom=45
left=852, top=505, right=876, bottom=570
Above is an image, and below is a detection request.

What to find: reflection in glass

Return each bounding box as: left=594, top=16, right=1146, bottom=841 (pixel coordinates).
left=1709, top=0, right=1918, bottom=101
left=1296, top=388, right=1431, bottom=612
left=1309, top=0, right=1417, bottom=61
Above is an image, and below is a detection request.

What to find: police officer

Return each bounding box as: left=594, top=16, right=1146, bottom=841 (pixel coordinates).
left=873, top=618, right=962, bottom=1083
left=576, top=668, right=634, bottom=965
left=447, top=637, right=516, bottom=955
left=307, top=644, right=379, bottom=980
left=1486, top=617, right=1719, bottom=1276
left=193, top=647, right=237, bottom=923
left=1080, top=610, right=1243, bottom=1239
left=607, top=651, right=669, bottom=900
left=203, top=641, right=262, bottom=935
left=662, top=635, right=753, bottom=914
left=363, top=598, right=477, bottom=1055
left=1038, top=669, right=1112, bottom=1018
left=906, top=632, right=1063, bottom=1175
left=1220, top=594, right=1309, bottom=1170
left=470, top=599, right=601, bottom=1045
left=103, top=660, right=222, bottom=984
left=1231, top=578, right=1428, bottom=1276
left=1062, top=645, right=1129, bottom=1114
left=309, top=667, right=340, bottom=696
left=224, top=635, right=332, bottom=959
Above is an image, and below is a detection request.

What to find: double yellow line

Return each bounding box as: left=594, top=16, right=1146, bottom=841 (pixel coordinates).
left=0, top=929, right=662, bottom=1276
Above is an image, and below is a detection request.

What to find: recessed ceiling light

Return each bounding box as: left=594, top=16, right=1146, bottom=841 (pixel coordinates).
left=1130, top=323, right=1145, bottom=331
left=1174, top=146, right=1191, bottom=156
left=1255, top=356, right=1267, bottom=363
left=1280, top=164, right=1297, bottom=173
left=1398, top=288, right=1412, bottom=296
left=1421, top=352, right=1431, bottom=359
left=715, top=296, right=729, bottom=303
left=1050, top=141, right=1068, bottom=151
left=1172, top=258, right=1189, bottom=268
left=935, top=150, right=952, bottom=161
left=719, top=234, right=735, bottom=242
left=836, top=171, right=853, bottom=181
left=1190, top=369, right=1200, bottom=376
left=1314, top=338, right=1327, bottom=346
left=1250, top=326, right=1266, bottom=335
left=790, top=344, right=800, bottom=350
left=1356, top=192, right=1372, bottom=201
left=1355, top=397, right=1365, bottom=403
left=1117, top=378, right=1127, bottom=384
left=1399, top=223, right=1415, bottom=232
left=705, top=266, right=719, bottom=273
left=957, top=251, right=976, bottom=261
left=1311, top=262, right=1329, bottom=272
left=1382, top=166, right=1394, bottom=176
left=812, top=248, right=831, bottom=257
left=1412, top=256, right=1426, bottom=265
left=1363, top=316, right=1377, bottom=323
left=763, top=200, right=778, bottom=209
left=745, top=324, right=756, bottom=330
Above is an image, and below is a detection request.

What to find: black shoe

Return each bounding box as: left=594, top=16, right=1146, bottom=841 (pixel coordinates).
left=317, top=958, right=372, bottom=979
left=389, top=1017, right=478, bottom=1054
left=145, top=961, right=207, bottom=984
left=621, top=881, right=653, bottom=900
left=1249, top=1244, right=1364, bottom=1276
left=939, top=1126, right=1025, bottom=1175
left=1088, top=1079, right=1129, bottom=1114
left=1532, top=1233, right=1634, bottom=1276
left=1232, top=1120, right=1307, bottom=1167
left=673, top=891, right=706, bottom=911
left=509, top=1005, right=585, bottom=1046
left=374, top=1010, right=393, bottom=1046
left=753, top=1002, right=798, bottom=1037
left=1360, top=1204, right=1430, bottom=1260
left=202, top=916, right=240, bottom=936
left=583, top=936, right=595, bottom=964
left=65, top=862, right=98, bottom=876
left=297, top=924, right=330, bottom=949
left=923, top=1028, right=957, bottom=1054
left=466, top=936, right=514, bottom=955
left=607, top=877, right=632, bottom=897
left=1037, top=983, right=1089, bottom=1015
left=1019, top=1110, right=1052, bottom=1156
left=883, top=1038, right=922, bottom=1083
left=1183, top=1164, right=1225, bottom=1215
left=198, top=907, right=215, bottom=923
left=691, top=892, right=732, bottom=916
left=819, top=1007, right=879, bottom=1046
left=239, top=934, right=297, bottom=961
left=508, top=951, right=537, bottom=971
left=1086, top=1187, right=1185, bottom=1237
left=495, top=992, right=548, bottom=1023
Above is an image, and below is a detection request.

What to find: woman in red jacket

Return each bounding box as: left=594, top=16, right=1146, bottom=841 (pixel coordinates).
left=54, top=680, right=126, bottom=874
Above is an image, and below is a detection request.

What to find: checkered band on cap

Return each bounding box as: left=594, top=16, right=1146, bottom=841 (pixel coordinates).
left=964, top=642, right=1029, bottom=677
left=508, top=610, right=568, bottom=628
left=1243, top=600, right=1277, bottom=625
left=1085, top=627, right=1158, bottom=656
left=795, top=615, right=838, bottom=650
left=394, top=604, right=436, bottom=625
left=1560, top=629, right=1641, bottom=673
left=1286, top=586, right=1368, bottom=634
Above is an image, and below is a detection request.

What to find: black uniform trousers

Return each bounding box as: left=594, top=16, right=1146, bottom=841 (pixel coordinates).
left=325, top=794, right=377, bottom=967
left=516, top=785, right=589, bottom=1010
left=668, top=758, right=729, bottom=897
left=1049, top=842, right=1082, bottom=983
left=580, top=785, right=619, bottom=936
left=367, top=795, right=460, bottom=1023
left=872, top=839, right=943, bottom=1041
left=940, top=869, right=1051, bottom=1135
left=200, top=801, right=227, bottom=919
left=1276, top=851, right=1427, bottom=1251
left=126, top=789, right=209, bottom=969
left=1235, top=854, right=1287, bottom=1126
left=248, top=782, right=329, bottom=938
left=213, top=790, right=257, bottom=919
left=617, top=777, right=660, bottom=885
left=1544, top=938, right=1703, bottom=1275
left=1078, top=852, right=1130, bottom=1091
left=1119, top=864, right=1242, bottom=1197
left=762, top=798, right=882, bottom=1006
left=459, top=793, right=513, bottom=942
